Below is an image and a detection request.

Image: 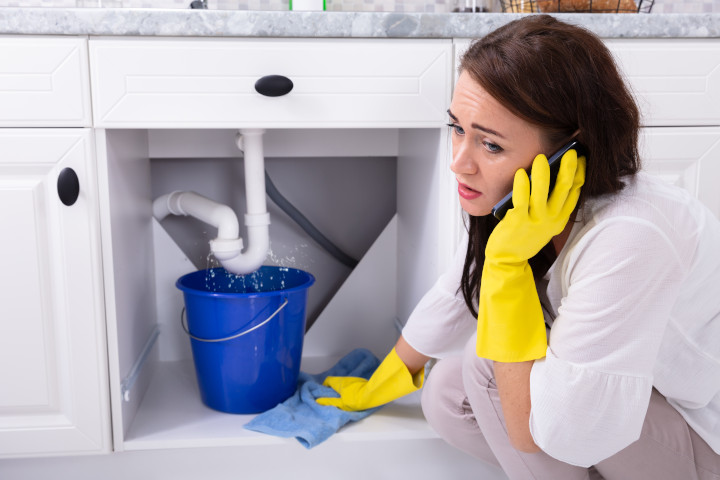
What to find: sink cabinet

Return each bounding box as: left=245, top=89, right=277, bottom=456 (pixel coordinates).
left=88, top=37, right=475, bottom=476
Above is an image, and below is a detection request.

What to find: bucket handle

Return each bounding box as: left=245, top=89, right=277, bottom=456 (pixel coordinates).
left=181, top=298, right=289, bottom=343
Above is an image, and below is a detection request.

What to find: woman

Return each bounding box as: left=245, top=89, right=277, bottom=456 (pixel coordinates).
left=317, top=15, right=720, bottom=480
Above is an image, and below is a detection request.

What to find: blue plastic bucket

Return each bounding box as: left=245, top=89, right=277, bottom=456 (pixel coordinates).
left=176, top=266, right=315, bottom=414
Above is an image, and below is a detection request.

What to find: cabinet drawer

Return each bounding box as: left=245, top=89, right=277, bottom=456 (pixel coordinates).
left=608, top=39, right=720, bottom=127
left=0, top=37, right=91, bottom=127
left=454, top=38, right=720, bottom=128
left=640, top=126, right=720, bottom=218
left=89, top=38, right=452, bottom=129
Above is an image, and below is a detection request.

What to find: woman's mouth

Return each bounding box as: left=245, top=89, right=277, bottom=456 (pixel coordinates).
left=457, top=181, right=482, bottom=200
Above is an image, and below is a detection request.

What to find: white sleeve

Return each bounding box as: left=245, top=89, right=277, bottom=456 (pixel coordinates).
left=401, top=232, right=476, bottom=358
left=529, top=218, right=686, bottom=467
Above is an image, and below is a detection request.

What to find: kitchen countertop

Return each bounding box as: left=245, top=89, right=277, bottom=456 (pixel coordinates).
left=0, top=8, right=717, bottom=38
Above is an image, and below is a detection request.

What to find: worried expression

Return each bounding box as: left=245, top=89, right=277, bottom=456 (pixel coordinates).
left=448, top=71, right=547, bottom=217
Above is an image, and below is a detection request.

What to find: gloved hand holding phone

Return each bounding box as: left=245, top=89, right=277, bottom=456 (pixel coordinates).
left=476, top=148, right=586, bottom=362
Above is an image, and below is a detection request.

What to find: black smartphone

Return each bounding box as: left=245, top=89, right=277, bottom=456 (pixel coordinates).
left=491, top=140, right=581, bottom=221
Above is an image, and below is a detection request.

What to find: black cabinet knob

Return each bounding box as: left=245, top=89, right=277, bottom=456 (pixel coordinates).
left=57, top=168, right=80, bottom=206
left=254, top=75, right=294, bottom=97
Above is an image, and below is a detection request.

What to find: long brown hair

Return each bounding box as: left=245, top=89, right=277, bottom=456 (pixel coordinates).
left=459, top=15, right=641, bottom=317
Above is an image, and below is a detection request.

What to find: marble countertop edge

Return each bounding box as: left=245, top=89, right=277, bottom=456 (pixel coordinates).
left=0, top=8, right=717, bottom=38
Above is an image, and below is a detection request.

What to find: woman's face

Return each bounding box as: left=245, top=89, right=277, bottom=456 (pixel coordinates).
left=449, top=71, right=547, bottom=217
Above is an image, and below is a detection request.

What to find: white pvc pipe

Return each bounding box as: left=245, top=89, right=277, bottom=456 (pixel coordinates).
left=151, top=129, right=271, bottom=276
left=240, top=129, right=267, bottom=216
left=219, top=129, right=271, bottom=274
left=152, top=191, right=240, bottom=240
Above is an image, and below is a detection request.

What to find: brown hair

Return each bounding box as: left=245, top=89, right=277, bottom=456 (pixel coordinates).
left=459, top=14, right=641, bottom=317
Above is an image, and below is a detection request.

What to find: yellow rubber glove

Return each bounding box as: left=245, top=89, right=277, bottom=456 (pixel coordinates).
left=476, top=149, right=586, bottom=362
left=316, top=348, right=423, bottom=411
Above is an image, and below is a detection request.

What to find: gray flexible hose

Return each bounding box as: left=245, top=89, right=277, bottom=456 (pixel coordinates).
left=265, top=171, right=359, bottom=269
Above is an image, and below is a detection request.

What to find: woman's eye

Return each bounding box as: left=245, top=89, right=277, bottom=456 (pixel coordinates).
left=446, top=123, right=465, bottom=136
left=483, top=141, right=503, bottom=153
left=447, top=122, right=502, bottom=153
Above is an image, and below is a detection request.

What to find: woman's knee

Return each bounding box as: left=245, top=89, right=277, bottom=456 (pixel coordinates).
left=421, top=356, right=467, bottom=430
left=422, top=356, right=500, bottom=465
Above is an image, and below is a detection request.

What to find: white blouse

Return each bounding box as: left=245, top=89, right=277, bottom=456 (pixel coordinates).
left=401, top=172, right=720, bottom=467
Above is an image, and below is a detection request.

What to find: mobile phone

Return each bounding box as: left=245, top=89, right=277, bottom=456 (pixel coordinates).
left=491, top=140, right=581, bottom=221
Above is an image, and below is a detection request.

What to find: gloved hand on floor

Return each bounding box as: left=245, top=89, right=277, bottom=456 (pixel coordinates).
left=316, top=347, right=423, bottom=411
left=476, top=149, right=586, bottom=363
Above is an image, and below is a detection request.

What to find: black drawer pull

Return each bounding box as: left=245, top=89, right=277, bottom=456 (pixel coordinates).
left=254, top=75, right=294, bottom=97
left=57, top=168, right=80, bottom=206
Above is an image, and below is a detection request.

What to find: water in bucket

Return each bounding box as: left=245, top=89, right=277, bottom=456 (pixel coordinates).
left=177, top=266, right=315, bottom=414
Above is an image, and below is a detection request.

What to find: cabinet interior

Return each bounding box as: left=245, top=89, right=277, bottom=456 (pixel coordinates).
left=97, top=127, right=461, bottom=451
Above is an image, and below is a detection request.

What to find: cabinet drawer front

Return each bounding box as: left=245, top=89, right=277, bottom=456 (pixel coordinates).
left=640, top=126, right=720, bottom=218
left=89, top=38, right=452, bottom=128
left=454, top=38, right=720, bottom=128
left=608, top=39, right=720, bottom=127
left=0, top=37, right=91, bottom=127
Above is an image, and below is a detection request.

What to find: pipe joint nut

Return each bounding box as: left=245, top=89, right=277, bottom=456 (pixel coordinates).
left=245, top=212, right=271, bottom=227
left=210, top=238, right=244, bottom=261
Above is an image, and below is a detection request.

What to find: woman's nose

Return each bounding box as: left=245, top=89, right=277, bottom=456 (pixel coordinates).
left=450, top=141, right=476, bottom=175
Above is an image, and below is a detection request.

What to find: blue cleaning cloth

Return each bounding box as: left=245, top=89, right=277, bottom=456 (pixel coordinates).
left=243, top=348, right=382, bottom=448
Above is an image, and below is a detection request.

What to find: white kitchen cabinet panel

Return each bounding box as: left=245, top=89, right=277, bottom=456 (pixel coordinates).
left=0, top=129, right=110, bottom=458
left=89, top=38, right=452, bottom=129
left=640, top=127, right=720, bottom=218
left=453, top=38, right=720, bottom=128
left=607, top=39, right=720, bottom=127
left=0, top=37, right=91, bottom=127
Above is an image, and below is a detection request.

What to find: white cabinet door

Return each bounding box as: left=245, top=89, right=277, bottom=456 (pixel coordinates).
left=640, top=127, right=720, bottom=219
left=0, top=129, right=110, bottom=458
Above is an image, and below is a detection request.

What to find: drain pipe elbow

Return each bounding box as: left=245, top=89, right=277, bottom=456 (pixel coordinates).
left=153, top=191, right=243, bottom=255
left=152, top=129, right=270, bottom=276
left=152, top=191, right=178, bottom=222
left=214, top=214, right=270, bottom=275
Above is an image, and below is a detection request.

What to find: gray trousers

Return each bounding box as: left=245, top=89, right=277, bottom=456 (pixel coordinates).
left=421, top=335, right=720, bottom=480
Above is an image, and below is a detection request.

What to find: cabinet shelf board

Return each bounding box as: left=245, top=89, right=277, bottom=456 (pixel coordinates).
left=123, top=359, right=436, bottom=451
